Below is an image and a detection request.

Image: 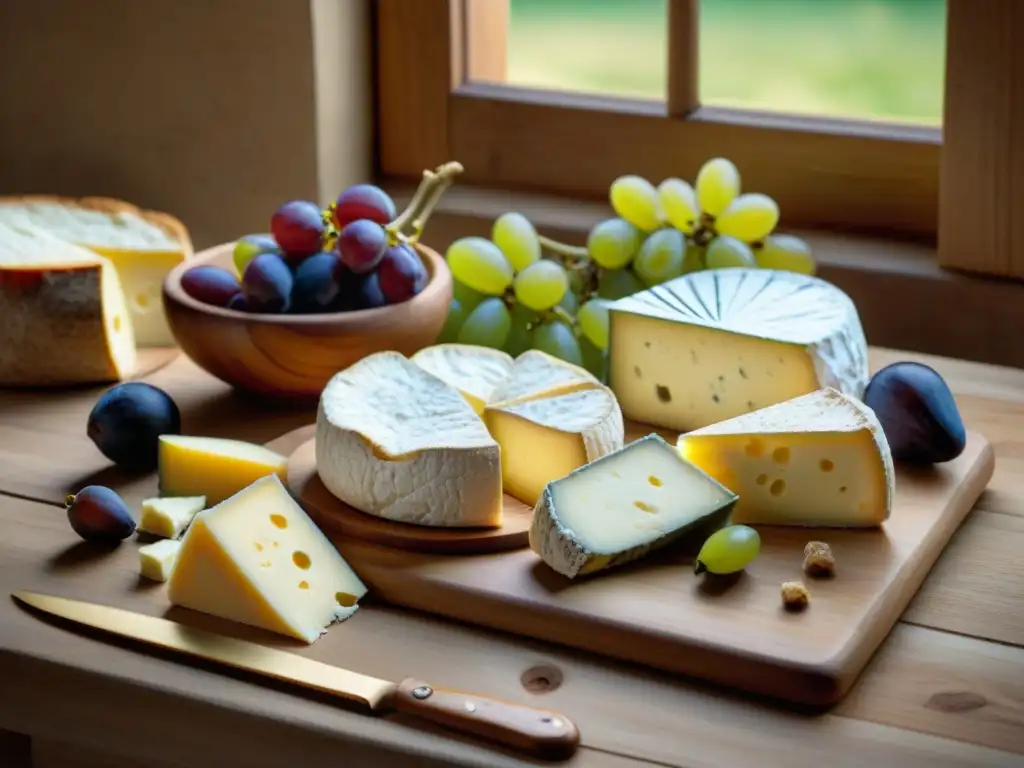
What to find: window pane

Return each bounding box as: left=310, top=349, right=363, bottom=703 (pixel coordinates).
left=506, top=0, right=667, bottom=100
left=699, top=0, right=946, bottom=125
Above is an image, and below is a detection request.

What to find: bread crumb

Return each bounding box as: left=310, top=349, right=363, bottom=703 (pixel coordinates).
left=803, top=540, right=835, bottom=577
left=781, top=581, right=809, bottom=611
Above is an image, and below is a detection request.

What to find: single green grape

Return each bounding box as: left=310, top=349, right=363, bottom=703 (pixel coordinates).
left=446, top=237, right=514, bottom=296
left=610, top=175, right=662, bottom=232
left=453, top=279, right=486, bottom=311
left=438, top=298, right=469, bottom=343
left=755, top=234, right=816, bottom=275
left=715, top=193, right=780, bottom=243
left=633, top=229, right=685, bottom=287
left=579, top=334, right=608, bottom=381
left=695, top=157, right=741, bottom=217
left=233, top=233, right=279, bottom=277
left=558, top=288, right=579, bottom=316
left=694, top=525, right=761, bottom=575
left=587, top=218, right=641, bottom=269
left=513, top=259, right=569, bottom=311
left=457, top=297, right=512, bottom=349
left=577, top=298, right=612, bottom=350
left=492, top=212, right=540, bottom=272
left=597, top=268, right=645, bottom=300
left=705, top=235, right=756, bottom=269
left=657, top=178, right=699, bottom=234
left=504, top=302, right=535, bottom=357
left=531, top=320, right=583, bottom=366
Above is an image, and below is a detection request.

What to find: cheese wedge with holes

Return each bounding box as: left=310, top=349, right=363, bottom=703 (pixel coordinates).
left=138, top=539, right=182, bottom=582
left=411, top=344, right=514, bottom=414
left=158, top=436, right=287, bottom=505
left=484, top=385, right=624, bottom=507
left=316, top=351, right=503, bottom=527
left=530, top=434, right=738, bottom=578
left=609, top=269, right=869, bottom=432
left=677, top=388, right=894, bottom=527
left=167, top=475, right=367, bottom=642
left=0, top=221, right=137, bottom=385
left=489, top=349, right=600, bottom=404
left=139, top=496, right=206, bottom=539
left=0, top=196, right=192, bottom=347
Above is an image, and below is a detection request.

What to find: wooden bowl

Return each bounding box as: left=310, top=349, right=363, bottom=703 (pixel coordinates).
left=162, top=242, right=453, bottom=398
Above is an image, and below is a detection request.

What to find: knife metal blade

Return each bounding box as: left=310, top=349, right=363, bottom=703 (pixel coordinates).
left=12, top=590, right=580, bottom=761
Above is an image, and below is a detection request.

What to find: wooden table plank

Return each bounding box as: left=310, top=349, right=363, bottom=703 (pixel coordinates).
left=1, top=495, right=1020, bottom=767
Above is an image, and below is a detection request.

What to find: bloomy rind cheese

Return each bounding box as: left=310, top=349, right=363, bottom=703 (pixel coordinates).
left=488, top=349, right=601, bottom=405
left=608, top=269, right=869, bottom=432
left=530, top=434, right=737, bottom=578
left=0, top=222, right=137, bottom=385
left=410, top=344, right=514, bottom=414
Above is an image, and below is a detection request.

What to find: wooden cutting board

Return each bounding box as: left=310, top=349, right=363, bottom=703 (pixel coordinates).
left=275, top=422, right=995, bottom=708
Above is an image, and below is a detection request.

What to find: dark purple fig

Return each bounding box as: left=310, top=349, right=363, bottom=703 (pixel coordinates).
left=864, top=361, right=966, bottom=464
left=65, top=486, right=136, bottom=543
left=87, top=382, right=181, bottom=472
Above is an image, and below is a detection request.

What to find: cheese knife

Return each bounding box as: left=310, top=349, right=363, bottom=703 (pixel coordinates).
left=11, top=590, right=579, bottom=761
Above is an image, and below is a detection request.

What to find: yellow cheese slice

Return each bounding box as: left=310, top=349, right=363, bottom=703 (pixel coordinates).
left=167, top=475, right=368, bottom=643
left=138, top=539, right=183, bottom=582
left=0, top=221, right=137, bottom=385
left=0, top=195, right=193, bottom=347
left=139, top=495, right=206, bottom=539
left=158, top=435, right=287, bottom=505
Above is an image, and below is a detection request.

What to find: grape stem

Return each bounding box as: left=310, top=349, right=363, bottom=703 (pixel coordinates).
left=387, top=161, right=464, bottom=246
left=538, top=235, right=588, bottom=261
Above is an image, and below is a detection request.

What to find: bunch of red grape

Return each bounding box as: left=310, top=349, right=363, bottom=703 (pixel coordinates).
left=180, top=177, right=445, bottom=314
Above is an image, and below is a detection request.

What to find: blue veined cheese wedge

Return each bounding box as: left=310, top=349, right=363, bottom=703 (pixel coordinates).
left=678, top=388, right=894, bottom=527
left=607, top=268, right=869, bottom=432
left=530, top=434, right=738, bottom=579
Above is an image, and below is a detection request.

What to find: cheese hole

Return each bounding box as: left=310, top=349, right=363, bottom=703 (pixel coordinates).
left=648, top=475, right=663, bottom=487
left=298, top=580, right=310, bottom=590
left=655, top=385, right=672, bottom=403
left=112, top=315, right=122, bottom=333
left=260, top=560, right=272, bottom=567
left=135, top=292, right=150, bottom=309
left=772, top=446, right=790, bottom=465
left=769, top=479, right=786, bottom=496
left=839, top=486, right=848, bottom=493
left=756, top=474, right=768, bottom=486
left=270, top=514, right=288, bottom=529
left=292, top=551, right=311, bottom=570
left=745, top=439, right=764, bottom=458
left=634, top=500, right=657, bottom=513
left=254, top=542, right=264, bottom=552
left=336, top=592, right=357, bottom=607
left=820, top=459, right=835, bottom=473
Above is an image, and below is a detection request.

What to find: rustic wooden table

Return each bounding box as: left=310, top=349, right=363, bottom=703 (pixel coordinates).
left=0, top=348, right=1021, bottom=768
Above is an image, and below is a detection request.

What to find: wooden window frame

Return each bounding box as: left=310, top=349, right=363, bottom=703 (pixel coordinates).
left=376, top=0, right=1023, bottom=279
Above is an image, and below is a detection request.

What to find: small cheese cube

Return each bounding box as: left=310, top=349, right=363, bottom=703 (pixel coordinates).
left=139, top=539, right=183, bottom=582
left=158, top=436, right=287, bottom=505
left=167, top=475, right=368, bottom=643
left=139, top=496, right=206, bottom=539
left=677, top=388, right=894, bottom=527
left=530, top=434, right=738, bottom=578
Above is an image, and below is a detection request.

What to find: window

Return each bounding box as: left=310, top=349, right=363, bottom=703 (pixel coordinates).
left=376, top=0, right=1024, bottom=279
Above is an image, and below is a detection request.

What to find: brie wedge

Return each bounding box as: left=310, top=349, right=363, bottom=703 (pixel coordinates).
left=489, top=349, right=600, bottom=404
left=411, top=344, right=514, bottom=414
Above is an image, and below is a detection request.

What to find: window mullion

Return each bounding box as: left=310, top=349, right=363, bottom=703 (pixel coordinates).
left=667, top=0, right=699, bottom=117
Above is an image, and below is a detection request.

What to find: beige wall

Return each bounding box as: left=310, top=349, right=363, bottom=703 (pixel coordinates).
left=0, top=0, right=373, bottom=250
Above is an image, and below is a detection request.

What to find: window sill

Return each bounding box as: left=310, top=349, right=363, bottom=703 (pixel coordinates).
left=380, top=179, right=1024, bottom=371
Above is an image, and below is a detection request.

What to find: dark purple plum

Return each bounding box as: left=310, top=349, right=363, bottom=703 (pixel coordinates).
left=87, top=382, right=181, bottom=472
left=66, top=486, right=136, bottom=543
left=180, top=265, right=242, bottom=308
left=332, top=184, right=396, bottom=230
left=377, top=244, right=427, bottom=304
left=270, top=200, right=325, bottom=259
left=242, top=252, right=293, bottom=313
left=291, top=252, right=345, bottom=313
left=864, top=361, right=966, bottom=464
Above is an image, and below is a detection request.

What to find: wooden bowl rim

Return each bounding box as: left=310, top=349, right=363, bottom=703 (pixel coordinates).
left=163, top=240, right=449, bottom=326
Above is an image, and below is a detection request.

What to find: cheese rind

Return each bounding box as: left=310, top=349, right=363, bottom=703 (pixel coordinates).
left=489, top=349, right=600, bottom=404
left=0, top=196, right=193, bottom=347
left=411, top=344, right=514, bottom=414
left=316, top=351, right=503, bottom=528
left=158, top=436, right=287, bottom=505
left=608, top=269, right=869, bottom=432
left=139, top=496, right=206, bottom=539
left=167, top=475, right=367, bottom=643
left=530, top=434, right=738, bottom=578
left=138, top=538, right=183, bottom=582
left=484, top=385, right=624, bottom=507
left=677, top=387, right=894, bottom=527
left=0, top=222, right=137, bottom=385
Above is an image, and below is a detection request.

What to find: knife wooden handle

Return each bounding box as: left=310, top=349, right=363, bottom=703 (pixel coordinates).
left=394, top=678, right=579, bottom=761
